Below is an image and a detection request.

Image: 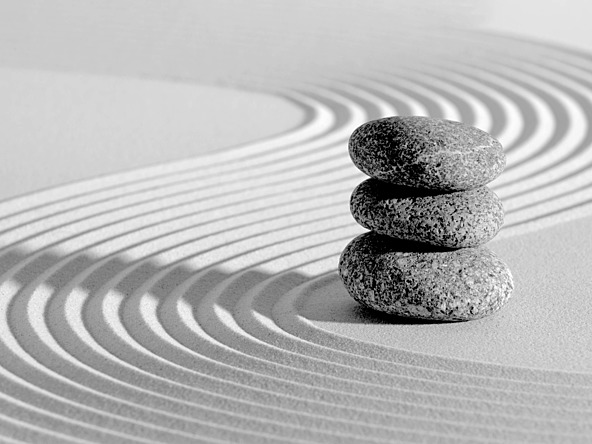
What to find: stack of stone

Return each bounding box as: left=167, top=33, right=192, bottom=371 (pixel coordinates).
left=339, top=116, right=514, bottom=322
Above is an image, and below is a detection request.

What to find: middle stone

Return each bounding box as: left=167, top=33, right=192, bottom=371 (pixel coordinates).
left=350, top=178, right=504, bottom=248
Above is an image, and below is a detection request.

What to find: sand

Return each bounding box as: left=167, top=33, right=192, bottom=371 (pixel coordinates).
left=0, top=67, right=303, bottom=201
left=0, top=1, right=591, bottom=443
left=313, top=215, right=592, bottom=373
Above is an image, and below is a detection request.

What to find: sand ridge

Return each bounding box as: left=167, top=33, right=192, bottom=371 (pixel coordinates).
left=0, top=6, right=592, bottom=443
left=0, top=33, right=591, bottom=442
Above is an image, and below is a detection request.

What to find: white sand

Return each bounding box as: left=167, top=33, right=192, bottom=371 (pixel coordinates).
left=309, top=215, right=592, bottom=373
left=0, top=1, right=591, bottom=443
left=0, top=67, right=303, bottom=201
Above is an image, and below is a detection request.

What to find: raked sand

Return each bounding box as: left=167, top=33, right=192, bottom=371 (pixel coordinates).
left=1, top=3, right=592, bottom=443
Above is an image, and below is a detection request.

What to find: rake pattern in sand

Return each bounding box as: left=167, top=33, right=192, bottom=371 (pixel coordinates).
left=0, top=33, right=591, bottom=443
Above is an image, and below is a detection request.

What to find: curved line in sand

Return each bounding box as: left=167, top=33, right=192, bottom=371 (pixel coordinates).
left=1, top=33, right=592, bottom=442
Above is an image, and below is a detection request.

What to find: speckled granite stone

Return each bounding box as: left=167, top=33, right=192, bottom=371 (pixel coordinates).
left=338, top=232, right=514, bottom=321
left=349, top=116, right=505, bottom=191
left=350, top=179, right=504, bottom=248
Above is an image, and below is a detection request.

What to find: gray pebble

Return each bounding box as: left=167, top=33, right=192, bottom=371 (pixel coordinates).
left=338, top=232, right=514, bottom=321
left=349, top=116, right=505, bottom=191
left=350, top=179, right=504, bottom=248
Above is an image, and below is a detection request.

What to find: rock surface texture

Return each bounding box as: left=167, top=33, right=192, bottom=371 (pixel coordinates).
left=349, top=116, right=505, bottom=191
left=339, top=232, right=514, bottom=321
left=340, top=116, right=513, bottom=322
left=350, top=179, right=504, bottom=248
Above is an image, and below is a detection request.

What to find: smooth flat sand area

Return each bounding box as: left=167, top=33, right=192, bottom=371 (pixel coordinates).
left=0, top=67, right=304, bottom=201
left=305, top=214, right=592, bottom=374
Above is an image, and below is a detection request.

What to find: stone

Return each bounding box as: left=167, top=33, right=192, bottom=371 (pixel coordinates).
left=349, top=116, right=505, bottom=191
left=338, top=232, right=514, bottom=321
left=350, top=179, right=504, bottom=248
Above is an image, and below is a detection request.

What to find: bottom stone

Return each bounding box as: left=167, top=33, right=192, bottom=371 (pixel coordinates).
left=338, top=232, right=514, bottom=321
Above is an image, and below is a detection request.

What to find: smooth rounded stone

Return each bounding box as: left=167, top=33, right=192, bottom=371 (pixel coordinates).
left=349, top=116, right=506, bottom=191
left=350, top=179, right=504, bottom=248
left=338, top=232, right=514, bottom=322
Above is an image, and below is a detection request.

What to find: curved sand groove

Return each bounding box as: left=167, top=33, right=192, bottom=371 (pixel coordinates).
left=0, top=59, right=584, bottom=320
left=395, top=71, right=494, bottom=132
left=1, top=44, right=592, bottom=410
left=403, top=65, right=525, bottom=149
left=75, top=253, right=592, bottom=444
left=275, top=277, right=590, bottom=396
left=1, top=33, right=592, bottom=442
left=0, top=90, right=326, bottom=234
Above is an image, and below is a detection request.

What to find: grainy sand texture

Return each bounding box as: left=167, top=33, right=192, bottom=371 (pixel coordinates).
left=0, top=1, right=591, bottom=443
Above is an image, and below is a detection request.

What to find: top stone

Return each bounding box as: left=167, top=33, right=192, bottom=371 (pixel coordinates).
left=349, top=116, right=506, bottom=191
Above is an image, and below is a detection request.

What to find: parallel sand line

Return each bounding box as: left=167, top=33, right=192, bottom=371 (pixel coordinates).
left=10, top=225, right=580, bottom=440
left=5, top=227, right=592, bottom=394
left=1, top=49, right=592, bottom=250
left=0, top=92, right=340, bottom=240
left=9, top=251, right=536, bottom=442
left=4, top=212, right=592, bottom=440
left=404, top=64, right=526, bottom=152
left=0, top=89, right=330, bottom=230
left=0, top=67, right=588, bottom=364
left=23, top=219, right=592, bottom=406
left=2, top=33, right=592, bottom=442
left=0, top=67, right=580, bottom=250
left=18, top=250, right=592, bottom=440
